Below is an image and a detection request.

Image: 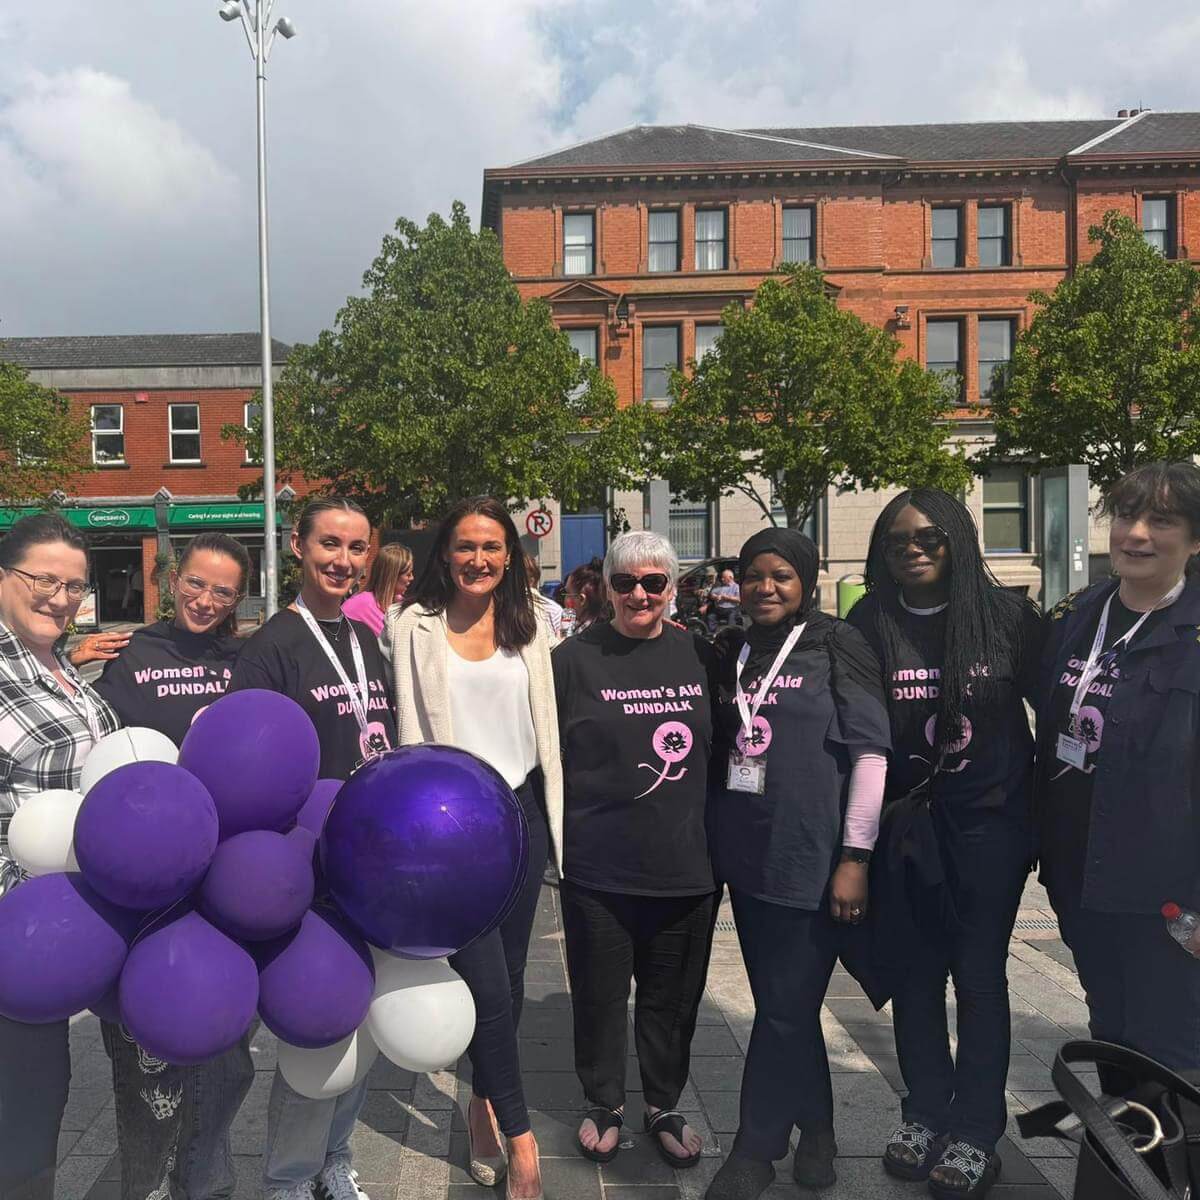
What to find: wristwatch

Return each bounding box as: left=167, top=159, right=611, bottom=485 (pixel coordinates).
left=840, top=847, right=872, bottom=864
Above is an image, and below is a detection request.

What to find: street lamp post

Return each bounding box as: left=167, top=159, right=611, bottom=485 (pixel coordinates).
left=218, top=0, right=295, bottom=618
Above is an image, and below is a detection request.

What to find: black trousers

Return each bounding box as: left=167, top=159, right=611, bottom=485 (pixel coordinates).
left=449, top=771, right=549, bottom=1138
left=560, top=882, right=717, bottom=1111
left=729, top=889, right=838, bottom=1162
left=0, top=1015, right=70, bottom=1200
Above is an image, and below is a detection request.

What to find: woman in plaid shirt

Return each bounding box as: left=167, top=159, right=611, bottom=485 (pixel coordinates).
left=0, top=513, right=120, bottom=1199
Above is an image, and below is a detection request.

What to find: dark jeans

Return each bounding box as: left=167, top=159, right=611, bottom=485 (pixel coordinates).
left=449, top=771, right=549, bottom=1138
left=729, top=889, right=839, bottom=1162
left=560, top=883, right=718, bottom=1111
left=892, top=813, right=1030, bottom=1153
left=0, top=1015, right=70, bottom=1200
left=1051, top=890, right=1200, bottom=1095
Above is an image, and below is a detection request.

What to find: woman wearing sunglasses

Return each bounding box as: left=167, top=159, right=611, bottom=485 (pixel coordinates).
left=552, top=532, right=716, bottom=1169
left=846, top=490, right=1041, bottom=1199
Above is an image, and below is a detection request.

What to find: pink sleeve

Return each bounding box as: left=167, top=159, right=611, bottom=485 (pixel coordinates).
left=342, top=592, right=384, bottom=637
left=843, top=748, right=887, bottom=851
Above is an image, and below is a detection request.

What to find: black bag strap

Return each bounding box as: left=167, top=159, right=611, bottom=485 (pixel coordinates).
left=1054, top=1041, right=1200, bottom=1110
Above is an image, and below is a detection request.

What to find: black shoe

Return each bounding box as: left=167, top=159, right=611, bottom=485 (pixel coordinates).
left=792, top=1127, right=837, bottom=1188
left=883, top=1121, right=946, bottom=1182
left=704, top=1152, right=776, bottom=1200
left=926, top=1140, right=1001, bottom=1199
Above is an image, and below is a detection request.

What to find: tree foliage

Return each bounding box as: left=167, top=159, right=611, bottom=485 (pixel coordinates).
left=647, top=266, right=971, bottom=528
left=229, top=202, right=646, bottom=527
left=984, top=212, right=1200, bottom=492
left=0, top=362, right=92, bottom=504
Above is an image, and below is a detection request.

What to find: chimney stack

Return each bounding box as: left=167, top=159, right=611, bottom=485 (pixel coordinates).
left=1117, top=108, right=1130, bottom=118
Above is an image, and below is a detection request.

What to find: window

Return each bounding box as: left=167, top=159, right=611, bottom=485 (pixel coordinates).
left=694, top=324, right=722, bottom=362
left=695, top=209, right=727, bottom=270
left=978, top=318, right=1015, bottom=399
left=669, top=495, right=710, bottom=560
left=977, top=205, right=1010, bottom=267
left=169, top=404, right=201, bottom=463
left=566, top=328, right=599, bottom=365
left=783, top=205, right=815, bottom=263
left=563, top=213, right=594, bottom=275
left=243, top=401, right=261, bottom=464
left=931, top=206, right=962, bottom=268
left=983, top=465, right=1031, bottom=552
left=770, top=491, right=820, bottom=544
left=925, top=319, right=963, bottom=398
left=91, top=404, right=125, bottom=464
left=642, top=327, right=680, bottom=401
left=648, top=210, right=680, bottom=272
left=1142, top=197, right=1175, bottom=257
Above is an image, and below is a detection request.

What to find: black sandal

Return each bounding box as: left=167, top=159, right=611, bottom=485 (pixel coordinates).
left=577, top=1105, right=623, bottom=1163
left=644, top=1109, right=702, bottom=1169
left=882, top=1121, right=945, bottom=1181
left=926, top=1140, right=1001, bottom=1199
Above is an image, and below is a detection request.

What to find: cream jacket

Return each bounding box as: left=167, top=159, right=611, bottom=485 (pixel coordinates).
left=381, top=603, right=564, bottom=874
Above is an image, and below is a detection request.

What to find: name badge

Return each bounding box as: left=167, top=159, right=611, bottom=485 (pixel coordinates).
left=1056, top=732, right=1088, bottom=770
left=727, top=752, right=767, bottom=794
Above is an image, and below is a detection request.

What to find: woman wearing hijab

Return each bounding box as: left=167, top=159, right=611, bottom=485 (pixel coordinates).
left=705, top=529, right=890, bottom=1200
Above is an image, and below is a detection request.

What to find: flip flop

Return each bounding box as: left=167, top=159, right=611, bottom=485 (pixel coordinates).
left=577, top=1105, right=623, bottom=1163
left=644, top=1108, right=702, bottom=1169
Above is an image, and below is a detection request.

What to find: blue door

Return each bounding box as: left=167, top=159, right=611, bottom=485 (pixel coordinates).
left=560, top=512, right=606, bottom=578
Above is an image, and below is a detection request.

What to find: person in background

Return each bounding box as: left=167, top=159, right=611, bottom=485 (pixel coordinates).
left=848, top=490, right=1041, bottom=1200
left=708, top=568, right=741, bottom=633
left=384, top=496, right=560, bottom=1200
left=0, top=514, right=121, bottom=1200
left=561, top=557, right=607, bottom=637
left=553, top=531, right=716, bottom=1169
left=230, top=497, right=396, bottom=1200
left=525, top=558, right=565, bottom=641
left=1035, top=461, right=1200, bottom=1097
left=695, top=566, right=718, bottom=632
left=341, top=542, right=414, bottom=638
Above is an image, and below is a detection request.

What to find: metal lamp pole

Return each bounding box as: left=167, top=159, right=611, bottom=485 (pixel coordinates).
left=218, top=0, right=296, bottom=618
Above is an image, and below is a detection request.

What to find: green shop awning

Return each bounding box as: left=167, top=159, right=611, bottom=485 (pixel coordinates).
left=168, top=503, right=282, bottom=529
left=0, top=505, right=157, bottom=531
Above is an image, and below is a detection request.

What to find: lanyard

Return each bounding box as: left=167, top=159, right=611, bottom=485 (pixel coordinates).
left=294, top=595, right=372, bottom=739
left=734, top=623, right=806, bottom=741
left=1068, top=579, right=1184, bottom=731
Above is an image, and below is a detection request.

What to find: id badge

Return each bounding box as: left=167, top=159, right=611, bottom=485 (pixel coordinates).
left=727, top=751, right=767, bottom=795
left=1056, top=732, right=1087, bottom=770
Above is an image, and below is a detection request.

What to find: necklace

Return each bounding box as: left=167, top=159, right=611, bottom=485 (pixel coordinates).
left=315, top=614, right=344, bottom=641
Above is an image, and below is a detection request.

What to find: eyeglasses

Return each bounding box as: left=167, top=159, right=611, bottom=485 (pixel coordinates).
left=6, top=567, right=92, bottom=602
left=881, top=528, right=949, bottom=557
left=609, top=572, right=671, bottom=595
left=175, top=573, right=241, bottom=606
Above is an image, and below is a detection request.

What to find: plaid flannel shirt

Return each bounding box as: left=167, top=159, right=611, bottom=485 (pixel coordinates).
left=0, top=620, right=120, bottom=895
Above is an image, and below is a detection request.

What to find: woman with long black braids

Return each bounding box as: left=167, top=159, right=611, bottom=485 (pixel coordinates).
left=705, top=529, right=890, bottom=1200
left=847, top=489, right=1041, bottom=1199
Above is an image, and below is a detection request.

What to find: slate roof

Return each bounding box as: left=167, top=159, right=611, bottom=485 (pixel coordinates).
left=0, top=333, right=292, bottom=370
left=1073, top=111, right=1200, bottom=156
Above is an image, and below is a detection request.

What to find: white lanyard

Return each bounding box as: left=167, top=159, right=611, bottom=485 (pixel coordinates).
left=294, top=595, right=372, bottom=739
left=734, top=623, right=806, bottom=742
left=1068, top=579, right=1183, bottom=731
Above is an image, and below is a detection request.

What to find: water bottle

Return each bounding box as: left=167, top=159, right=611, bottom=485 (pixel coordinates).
left=1161, top=902, right=1200, bottom=953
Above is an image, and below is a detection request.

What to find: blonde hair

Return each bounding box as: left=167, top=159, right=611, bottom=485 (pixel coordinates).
left=367, top=542, right=413, bottom=608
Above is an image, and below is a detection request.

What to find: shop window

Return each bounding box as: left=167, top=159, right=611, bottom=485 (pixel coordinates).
left=1142, top=197, right=1175, bottom=257
left=783, top=205, right=815, bottom=263
left=642, top=327, right=680, bottom=401
left=978, top=318, right=1015, bottom=399
left=925, top=319, right=963, bottom=399
left=91, top=404, right=125, bottom=464
left=648, top=210, right=680, bottom=272
left=983, top=465, right=1031, bottom=553
left=695, top=209, right=728, bottom=270
left=169, top=404, right=201, bottom=463
left=563, top=213, right=595, bottom=275
left=931, top=206, right=962, bottom=268
left=243, top=401, right=261, bottom=464
left=977, top=205, right=1011, bottom=267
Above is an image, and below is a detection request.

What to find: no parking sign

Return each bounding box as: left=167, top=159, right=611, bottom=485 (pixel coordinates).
left=525, top=510, right=554, bottom=539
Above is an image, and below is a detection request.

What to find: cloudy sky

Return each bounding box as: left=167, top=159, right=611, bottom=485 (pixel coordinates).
left=1, top=1, right=1196, bottom=345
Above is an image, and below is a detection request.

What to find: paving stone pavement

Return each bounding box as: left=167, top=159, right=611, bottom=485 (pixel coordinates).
left=62, top=876, right=1088, bottom=1200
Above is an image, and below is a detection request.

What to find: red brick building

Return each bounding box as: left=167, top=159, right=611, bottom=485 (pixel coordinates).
left=483, top=111, right=1200, bottom=601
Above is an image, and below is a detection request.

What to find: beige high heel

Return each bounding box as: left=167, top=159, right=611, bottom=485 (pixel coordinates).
left=467, top=1099, right=508, bottom=1186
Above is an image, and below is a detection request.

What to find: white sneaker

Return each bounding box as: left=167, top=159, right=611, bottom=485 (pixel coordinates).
left=316, top=1160, right=370, bottom=1200
left=265, top=1184, right=317, bottom=1200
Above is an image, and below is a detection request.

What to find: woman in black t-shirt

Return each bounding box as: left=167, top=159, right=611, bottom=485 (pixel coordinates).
left=229, top=498, right=396, bottom=1200
left=848, top=490, right=1040, bottom=1200
left=553, top=530, right=716, bottom=1170
left=705, top=529, right=890, bottom=1200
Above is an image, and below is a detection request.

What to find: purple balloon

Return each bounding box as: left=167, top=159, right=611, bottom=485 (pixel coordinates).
left=297, top=779, right=343, bottom=837
left=120, top=911, right=258, bottom=1066
left=198, top=830, right=315, bottom=941
left=179, top=689, right=320, bottom=839
left=256, top=908, right=374, bottom=1048
left=90, top=984, right=122, bottom=1024
left=74, top=761, right=219, bottom=911
left=321, top=745, right=530, bottom=958
left=0, top=873, right=132, bottom=1023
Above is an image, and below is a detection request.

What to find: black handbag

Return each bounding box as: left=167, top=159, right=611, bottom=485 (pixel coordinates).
left=1017, top=1040, right=1200, bottom=1200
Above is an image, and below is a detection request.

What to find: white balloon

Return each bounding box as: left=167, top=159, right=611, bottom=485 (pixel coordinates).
left=367, top=951, right=476, bottom=1074
left=80, top=728, right=179, bottom=795
left=276, top=1024, right=379, bottom=1100
left=7, top=790, right=83, bottom=876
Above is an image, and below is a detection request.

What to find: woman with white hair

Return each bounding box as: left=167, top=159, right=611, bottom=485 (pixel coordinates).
left=551, top=531, right=717, bottom=1170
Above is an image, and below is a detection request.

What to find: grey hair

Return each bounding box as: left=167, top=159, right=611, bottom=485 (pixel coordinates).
left=603, top=530, right=679, bottom=586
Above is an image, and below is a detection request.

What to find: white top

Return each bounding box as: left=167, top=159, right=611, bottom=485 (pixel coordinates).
left=446, top=646, right=539, bottom=789
left=534, top=592, right=565, bottom=640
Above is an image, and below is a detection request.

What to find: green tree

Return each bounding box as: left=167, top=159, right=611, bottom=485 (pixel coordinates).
left=648, top=265, right=971, bottom=528
left=0, top=362, right=92, bottom=504
left=984, top=212, right=1200, bottom=492
left=229, top=202, right=646, bottom=527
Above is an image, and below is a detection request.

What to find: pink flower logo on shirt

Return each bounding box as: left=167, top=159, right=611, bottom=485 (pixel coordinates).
left=1076, top=705, right=1104, bottom=753
left=635, top=720, right=693, bottom=798
left=924, top=713, right=973, bottom=756
left=735, top=715, right=773, bottom=758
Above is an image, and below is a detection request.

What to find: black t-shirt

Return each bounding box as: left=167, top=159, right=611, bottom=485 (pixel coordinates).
left=708, top=618, right=891, bottom=910
left=552, top=622, right=715, bottom=896
left=228, top=609, right=397, bottom=782
left=93, top=620, right=241, bottom=746
left=1039, top=597, right=1163, bottom=901
left=847, top=595, right=1041, bottom=814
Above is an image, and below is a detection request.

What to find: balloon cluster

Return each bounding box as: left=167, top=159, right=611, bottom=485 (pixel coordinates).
left=0, top=690, right=530, bottom=1099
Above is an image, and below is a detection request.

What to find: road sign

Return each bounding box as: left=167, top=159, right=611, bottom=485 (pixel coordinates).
left=525, top=510, right=554, bottom=539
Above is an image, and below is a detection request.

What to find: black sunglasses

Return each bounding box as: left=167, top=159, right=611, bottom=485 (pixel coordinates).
left=882, top=527, right=949, bottom=557
left=609, top=572, right=671, bottom=595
